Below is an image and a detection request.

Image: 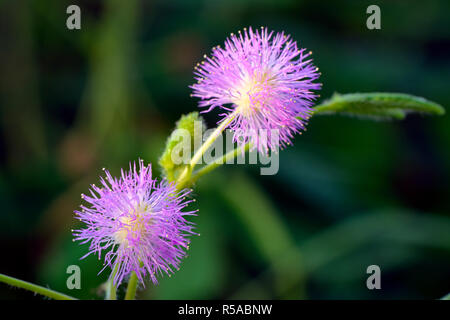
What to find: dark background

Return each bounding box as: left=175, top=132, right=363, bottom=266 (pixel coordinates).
left=0, top=0, right=449, bottom=299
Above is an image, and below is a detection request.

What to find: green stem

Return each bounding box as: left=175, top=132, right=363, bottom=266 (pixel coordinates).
left=190, top=142, right=252, bottom=184
left=105, top=263, right=119, bottom=300
left=176, top=111, right=237, bottom=188
left=190, top=111, right=237, bottom=168
left=0, top=273, right=77, bottom=300
left=124, top=271, right=138, bottom=300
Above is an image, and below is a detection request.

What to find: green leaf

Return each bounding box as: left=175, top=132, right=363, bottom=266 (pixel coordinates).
left=312, top=92, right=445, bottom=120
left=159, top=112, right=205, bottom=181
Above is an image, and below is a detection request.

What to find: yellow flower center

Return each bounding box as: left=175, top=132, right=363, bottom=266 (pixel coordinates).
left=232, top=72, right=272, bottom=117
left=114, top=214, right=146, bottom=247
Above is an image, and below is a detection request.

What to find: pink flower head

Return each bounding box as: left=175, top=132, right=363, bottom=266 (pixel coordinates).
left=191, top=27, right=321, bottom=153
left=73, top=160, right=197, bottom=286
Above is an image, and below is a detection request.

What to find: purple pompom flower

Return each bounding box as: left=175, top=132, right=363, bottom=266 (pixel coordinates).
left=73, top=160, right=197, bottom=287
left=191, top=27, right=321, bottom=153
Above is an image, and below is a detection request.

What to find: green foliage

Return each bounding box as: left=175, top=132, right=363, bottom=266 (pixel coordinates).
left=159, top=112, right=205, bottom=181
left=313, top=92, right=445, bottom=120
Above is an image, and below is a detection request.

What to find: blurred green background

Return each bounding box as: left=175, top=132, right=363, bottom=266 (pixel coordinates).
left=1, top=0, right=449, bottom=300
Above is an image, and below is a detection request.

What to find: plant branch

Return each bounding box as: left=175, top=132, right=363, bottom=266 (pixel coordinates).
left=105, top=263, right=119, bottom=300
left=175, top=111, right=238, bottom=188
left=124, top=271, right=138, bottom=300
left=0, top=273, right=77, bottom=300
left=190, top=142, right=252, bottom=184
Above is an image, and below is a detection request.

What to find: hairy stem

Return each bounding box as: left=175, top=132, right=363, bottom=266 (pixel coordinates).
left=0, top=273, right=77, bottom=300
